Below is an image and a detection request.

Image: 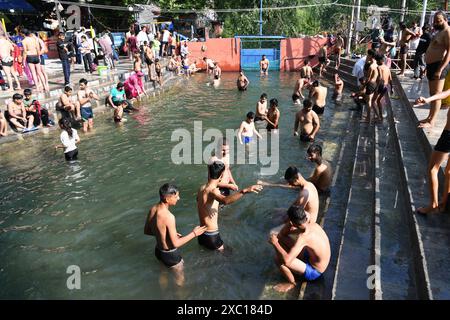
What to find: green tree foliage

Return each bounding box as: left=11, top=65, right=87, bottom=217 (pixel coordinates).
left=70, top=0, right=450, bottom=33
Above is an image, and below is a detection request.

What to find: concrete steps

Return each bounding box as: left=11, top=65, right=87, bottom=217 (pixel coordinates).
left=300, top=108, right=361, bottom=300
left=331, top=120, right=375, bottom=300
left=388, top=76, right=450, bottom=299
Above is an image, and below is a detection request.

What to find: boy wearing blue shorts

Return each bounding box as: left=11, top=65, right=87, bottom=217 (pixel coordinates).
left=77, top=78, right=99, bottom=132
left=269, top=205, right=331, bottom=293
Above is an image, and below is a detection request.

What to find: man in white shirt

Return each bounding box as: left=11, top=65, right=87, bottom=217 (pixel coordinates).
left=352, top=55, right=366, bottom=86
left=181, top=41, right=189, bottom=58
left=160, top=28, right=170, bottom=57
left=137, top=26, right=149, bottom=46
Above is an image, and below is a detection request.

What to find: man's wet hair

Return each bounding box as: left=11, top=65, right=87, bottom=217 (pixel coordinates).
left=284, top=166, right=299, bottom=182
left=270, top=98, right=278, bottom=107
left=64, top=86, right=72, bottom=92
left=208, top=161, right=225, bottom=180
left=303, top=99, right=313, bottom=108
left=260, top=93, right=268, bottom=99
left=159, top=183, right=179, bottom=201
left=13, top=93, right=23, bottom=100
left=23, top=88, right=32, bottom=96
left=307, top=144, right=322, bottom=156
left=435, top=10, right=448, bottom=21
left=246, top=111, right=255, bottom=119
left=367, top=49, right=376, bottom=57
left=117, top=82, right=124, bottom=88
left=287, top=205, right=308, bottom=225
left=374, top=53, right=385, bottom=64
left=312, top=80, right=319, bottom=87
left=79, top=78, right=88, bottom=85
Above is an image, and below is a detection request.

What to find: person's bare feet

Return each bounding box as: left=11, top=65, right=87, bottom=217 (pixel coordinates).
left=416, top=205, right=441, bottom=214
left=273, top=282, right=296, bottom=293
left=418, top=121, right=434, bottom=128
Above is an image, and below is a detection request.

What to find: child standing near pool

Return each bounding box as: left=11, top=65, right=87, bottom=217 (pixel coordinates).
left=55, top=118, right=80, bottom=161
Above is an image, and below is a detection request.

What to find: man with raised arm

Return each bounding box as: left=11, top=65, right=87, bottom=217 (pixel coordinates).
left=197, top=161, right=263, bottom=251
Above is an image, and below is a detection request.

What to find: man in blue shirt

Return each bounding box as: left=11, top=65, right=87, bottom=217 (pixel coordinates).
left=107, top=82, right=135, bottom=122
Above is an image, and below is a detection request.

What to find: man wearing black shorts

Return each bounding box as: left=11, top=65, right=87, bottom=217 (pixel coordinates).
left=145, top=184, right=206, bottom=286
left=197, top=162, right=262, bottom=251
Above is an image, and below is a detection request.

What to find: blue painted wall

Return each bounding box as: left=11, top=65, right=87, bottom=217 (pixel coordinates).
left=240, top=48, right=280, bottom=70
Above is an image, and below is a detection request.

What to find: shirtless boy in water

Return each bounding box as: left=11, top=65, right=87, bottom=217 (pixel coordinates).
left=208, top=138, right=238, bottom=196
left=237, top=71, right=250, bottom=91
left=197, top=162, right=262, bottom=251
left=309, top=80, right=328, bottom=115
left=238, top=112, right=263, bottom=145
left=300, top=60, right=313, bottom=80
left=255, top=93, right=268, bottom=122
left=145, top=183, right=206, bottom=286
left=294, top=99, right=320, bottom=142
left=292, top=77, right=310, bottom=104
left=307, top=144, right=332, bottom=194
left=269, top=205, right=330, bottom=292
left=258, top=166, right=320, bottom=224
left=333, top=73, right=344, bottom=102
left=260, top=55, right=270, bottom=75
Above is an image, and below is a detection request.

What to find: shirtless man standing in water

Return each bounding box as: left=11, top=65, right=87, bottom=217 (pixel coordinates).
left=333, top=73, right=344, bottom=102
left=255, top=93, right=268, bottom=122
left=197, top=161, right=262, bottom=251
left=307, top=144, right=332, bottom=194
left=266, top=98, right=280, bottom=132
left=237, top=71, right=250, bottom=91
left=419, top=11, right=450, bottom=129
left=300, top=60, right=313, bottom=80
left=292, top=77, right=310, bottom=104
left=260, top=55, right=270, bottom=76
left=0, top=35, right=21, bottom=92
left=294, top=99, right=320, bottom=142
left=309, top=80, right=328, bottom=115
left=22, top=29, right=49, bottom=92
left=145, top=184, right=206, bottom=286
left=258, top=166, right=320, bottom=224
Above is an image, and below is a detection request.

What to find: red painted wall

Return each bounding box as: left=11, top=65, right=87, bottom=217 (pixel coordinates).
left=186, top=38, right=241, bottom=72
left=280, top=37, right=329, bottom=72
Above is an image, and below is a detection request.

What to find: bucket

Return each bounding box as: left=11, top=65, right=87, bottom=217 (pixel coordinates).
left=97, top=66, right=108, bottom=77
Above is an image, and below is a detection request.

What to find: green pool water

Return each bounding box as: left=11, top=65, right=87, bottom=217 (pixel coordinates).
left=0, top=71, right=351, bottom=299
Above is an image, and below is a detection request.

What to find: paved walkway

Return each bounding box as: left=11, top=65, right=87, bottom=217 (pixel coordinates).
left=0, top=57, right=136, bottom=103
